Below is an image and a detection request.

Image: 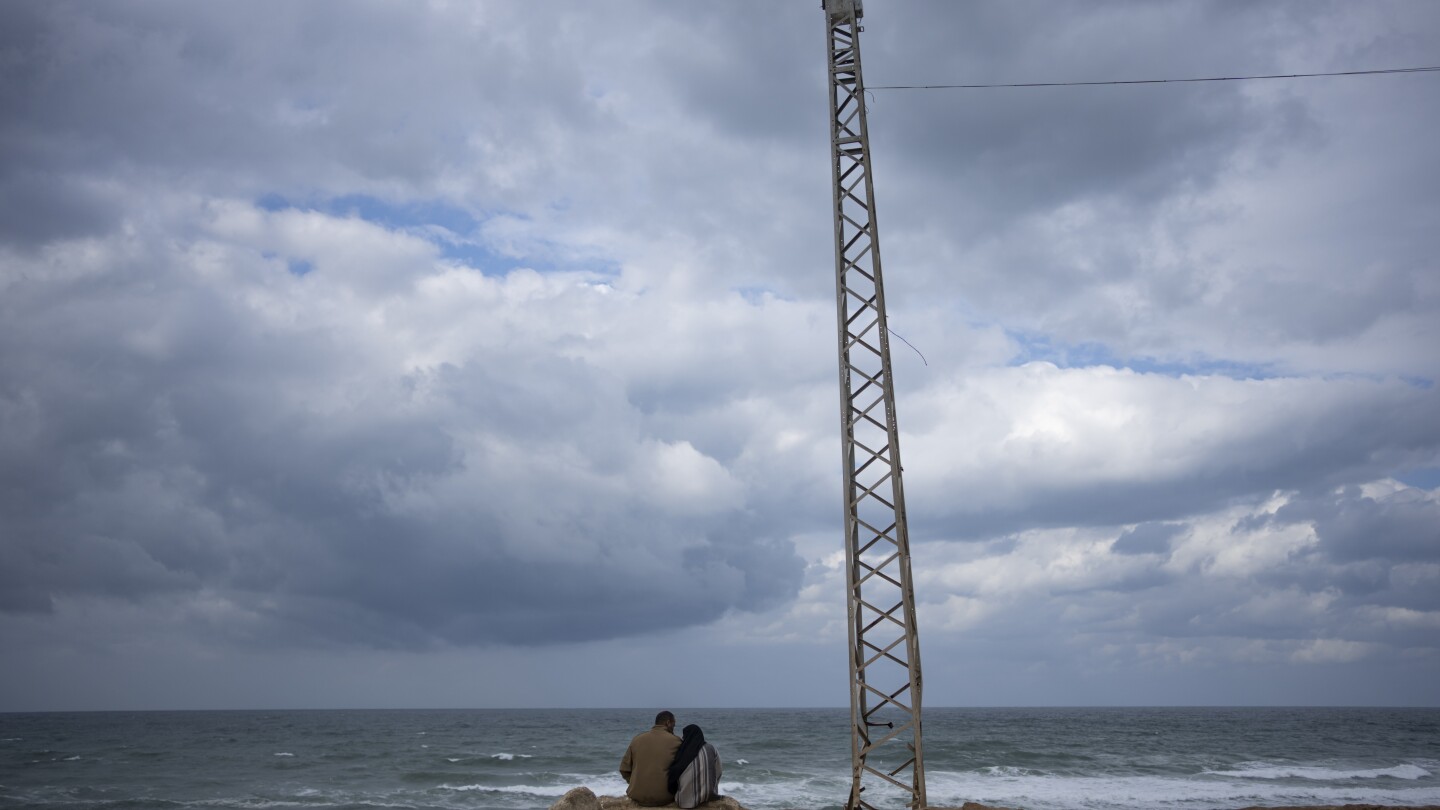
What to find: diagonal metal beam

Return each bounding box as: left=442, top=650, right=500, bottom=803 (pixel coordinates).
left=825, top=2, right=927, bottom=809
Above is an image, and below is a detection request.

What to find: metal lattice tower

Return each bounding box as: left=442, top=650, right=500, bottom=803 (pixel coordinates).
left=823, top=1, right=927, bottom=809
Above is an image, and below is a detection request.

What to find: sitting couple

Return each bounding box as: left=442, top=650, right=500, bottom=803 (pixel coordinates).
left=619, top=711, right=723, bottom=808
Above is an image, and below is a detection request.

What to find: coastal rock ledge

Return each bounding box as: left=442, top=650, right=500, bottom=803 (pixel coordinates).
left=549, top=791, right=1440, bottom=810
left=549, top=787, right=750, bottom=810
left=548, top=789, right=1011, bottom=810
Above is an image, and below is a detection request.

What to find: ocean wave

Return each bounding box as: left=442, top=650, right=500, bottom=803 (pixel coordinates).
left=442, top=755, right=493, bottom=765
left=437, top=773, right=630, bottom=798
left=722, top=775, right=852, bottom=810
left=438, top=782, right=595, bottom=797
left=191, top=798, right=325, bottom=809
left=1205, top=762, right=1430, bottom=781
left=88, top=797, right=188, bottom=809
left=8, top=709, right=1436, bottom=810
left=981, top=765, right=1038, bottom=778
left=920, top=768, right=1440, bottom=810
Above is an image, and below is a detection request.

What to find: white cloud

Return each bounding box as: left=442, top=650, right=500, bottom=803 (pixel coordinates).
left=636, top=439, right=743, bottom=515
left=2, top=0, right=1438, bottom=709
left=1290, top=639, right=1379, bottom=665
left=904, top=365, right=1439, bottom=539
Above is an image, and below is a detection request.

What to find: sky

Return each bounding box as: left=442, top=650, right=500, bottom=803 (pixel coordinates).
left=1, top=0, right=1438, bottom=712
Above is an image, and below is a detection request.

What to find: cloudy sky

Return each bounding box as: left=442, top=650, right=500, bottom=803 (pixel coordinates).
left=2, top=0, right=1438, bottom=712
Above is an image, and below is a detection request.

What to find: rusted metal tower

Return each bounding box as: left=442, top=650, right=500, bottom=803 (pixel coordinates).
left=823, top=1, right=927, bottom=809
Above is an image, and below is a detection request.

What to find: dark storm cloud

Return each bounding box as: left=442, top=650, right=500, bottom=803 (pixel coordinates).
left=869, top=2, right=1307, bottom=225
left=1126, top=488, right=1440, bottom=645
left=0, top=0, right=608, bottom=236
left=0, top=224, right=804, bottom=648
left=2, top=0, right=1439, bottom=710
left=643, top=3, right=817, bottom=142
left=1277, top=486, right=1440, bottom=564
left=1112, top=522, right=1182, bottom=555
left=854, top=1, right=1440, bottom=379
left=0, top=0, right=806, bottom=652
left=0, top=171, right=126, bottom=248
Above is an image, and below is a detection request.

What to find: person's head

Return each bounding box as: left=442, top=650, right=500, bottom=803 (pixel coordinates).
left=681, top=724, right=704, bottom=743
left=655, top=710, right=676, bottom=732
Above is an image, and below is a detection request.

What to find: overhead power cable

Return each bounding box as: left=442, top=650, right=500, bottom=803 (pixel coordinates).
left=869, top=65, right=1440, bottom=91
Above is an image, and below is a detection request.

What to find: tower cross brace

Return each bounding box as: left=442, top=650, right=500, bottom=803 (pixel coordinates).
left=822, top=1, right=928, bottom=809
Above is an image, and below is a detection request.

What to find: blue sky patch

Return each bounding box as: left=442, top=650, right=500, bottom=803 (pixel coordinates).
left=1007, top=331, right=1279, bottom=379
left=256, top=193, right=475, bottom=234
left=251, top=194, right=624, bottom=278
left=254, top=193, right=532, bottom=275
left=1397, top=466, right=1440, bottom=490
left=735, top=284, right=800, bottom=305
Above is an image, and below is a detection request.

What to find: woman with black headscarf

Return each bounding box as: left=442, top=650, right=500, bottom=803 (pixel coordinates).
left=667, top=724, right=722, bottom=809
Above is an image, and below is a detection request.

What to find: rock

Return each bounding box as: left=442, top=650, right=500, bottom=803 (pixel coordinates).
left=592, top=795, right=748, bottom=810
left=1232, top=806, right=1440, bottom=810
left=561, top=797, right=1440, bottom=810
left=550, top=786, right=601, bottom=810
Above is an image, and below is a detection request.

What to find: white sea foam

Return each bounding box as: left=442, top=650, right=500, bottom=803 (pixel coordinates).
left=917, top=768, right=1440, bottom=810
left=192, top=799, right=333, bottom=809
left=451, top=783, right=573, bottom=796
left=982, top=765, right=1036, bottom=778
left=723, top=774, right=851, bottom=810
left=16, top=709, right=1434, bottom=810
left=273, top=752, right=295, bottom=757
left=1205, top=761, right=1430, bottom=781
left=417, top=766, right=1440, bottom=810
left=439, top=773, right=628, bottom=798
left=63, top=755, right=81, bottom=761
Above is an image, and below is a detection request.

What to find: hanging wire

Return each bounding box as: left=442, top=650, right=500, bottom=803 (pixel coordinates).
left=887, top=328, right=927, bottom=366
left=869, top=65, right=1440, bottom=91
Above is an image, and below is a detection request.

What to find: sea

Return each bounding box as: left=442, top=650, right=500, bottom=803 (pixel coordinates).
left=3, top=708, right=1438, bottom=810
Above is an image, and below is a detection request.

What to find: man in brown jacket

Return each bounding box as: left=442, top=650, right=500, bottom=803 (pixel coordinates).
left=619, top=711, right=682, bottom=806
